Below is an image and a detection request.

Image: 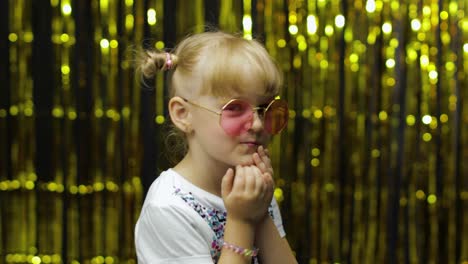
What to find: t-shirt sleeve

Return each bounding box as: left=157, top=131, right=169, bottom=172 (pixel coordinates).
left=135, top=202, right=214, bottom=264
left=270, top=197, right=286, bottom=238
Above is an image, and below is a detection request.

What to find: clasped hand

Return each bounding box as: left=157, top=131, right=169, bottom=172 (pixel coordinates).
left=221, top=146, right=274, bottom=225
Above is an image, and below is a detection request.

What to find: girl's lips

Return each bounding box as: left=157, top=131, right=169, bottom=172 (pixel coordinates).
left=242, top=142, right=260, bottom=147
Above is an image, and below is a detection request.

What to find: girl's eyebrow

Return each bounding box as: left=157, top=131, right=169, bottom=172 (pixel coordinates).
left=258, top=101, right=271, bottom=108
left=216, top=97, right=233, bottom=106
left=255, top=95, right=277, bottom=104
left=216, top=93, right=276, bottom=106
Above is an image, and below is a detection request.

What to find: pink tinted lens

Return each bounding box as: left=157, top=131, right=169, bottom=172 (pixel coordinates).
left=264, top=100, right=289, bottom=134
left=220, top=100, right=253, bottom=136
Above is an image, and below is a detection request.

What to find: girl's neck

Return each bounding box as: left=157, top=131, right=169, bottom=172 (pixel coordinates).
left=172, top=152, right=230, bottom=197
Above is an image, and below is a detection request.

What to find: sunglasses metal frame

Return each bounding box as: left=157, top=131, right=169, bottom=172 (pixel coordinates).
left=181, top=97, right=274, bottom=115
left=179, top=96, right=288, bottom=134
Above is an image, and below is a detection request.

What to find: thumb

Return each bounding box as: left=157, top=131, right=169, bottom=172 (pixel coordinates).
left=262, top=172, right=274, bottom=188
left=221, top=168, right=234, bottom=198
left=262, top=172, right=274, bottom=199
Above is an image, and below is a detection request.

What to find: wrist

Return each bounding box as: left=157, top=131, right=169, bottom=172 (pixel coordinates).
left=222, top=241, right=259, bottom=257
left=223, top=217, right=256, bottom=248
left=225, top=217, right=256, bottom=235
left=255, top=214, right=274, bottom=237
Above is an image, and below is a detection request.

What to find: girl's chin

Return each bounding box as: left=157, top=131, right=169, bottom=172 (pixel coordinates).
left=241, top=144, right=259, bottom=156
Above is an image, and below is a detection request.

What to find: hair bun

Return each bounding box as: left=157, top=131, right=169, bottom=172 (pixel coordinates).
left=140, top=51, right=178, bottom=78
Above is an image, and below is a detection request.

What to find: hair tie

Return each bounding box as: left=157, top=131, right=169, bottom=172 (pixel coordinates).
left=165, top=52, right=173, bottom=70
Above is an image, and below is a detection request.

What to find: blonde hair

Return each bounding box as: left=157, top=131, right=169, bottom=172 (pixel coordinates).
left=137, top=31, right=283, bottom=164
left=139, top=31, right=283, bottom=98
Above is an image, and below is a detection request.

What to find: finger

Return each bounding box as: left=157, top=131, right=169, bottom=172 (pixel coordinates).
left=262, top=150, right=272, bottom=166
left=221, top=168, right=234, bottom=198
left=262, top=172, right=274, bottom=201
left=257, top=153, right=273, bottom=178
left=253, top=153, right=266, bottom=172
left=257, top=147, right=271, bottom=166
left=261, top=153, right=273, bottom=176
left=255, top=169, right=265, bottom=198
left=262, top=172, right=273, bottom=188
left=258, top=146, right=270, bottom=159
left=257, top=145, right=264, bottom=154
left=257, top=145, right=265, bottom=156
left=243, top=166, right=258, bottom=194
left=232, top=165, right=246, bottom=192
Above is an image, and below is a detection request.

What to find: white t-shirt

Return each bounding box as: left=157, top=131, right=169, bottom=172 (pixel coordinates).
left=135, top=169, right=286, bottom=264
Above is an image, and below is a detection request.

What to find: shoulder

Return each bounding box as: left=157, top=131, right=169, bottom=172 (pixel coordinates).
left=143, top=169, right=178, bottom=204
left=135, top=170, right=215, bottom=263
left=138, top=170, right=209, bottom=229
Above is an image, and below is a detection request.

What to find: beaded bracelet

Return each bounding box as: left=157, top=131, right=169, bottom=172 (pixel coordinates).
left=222, top=241, right=259, bottom=257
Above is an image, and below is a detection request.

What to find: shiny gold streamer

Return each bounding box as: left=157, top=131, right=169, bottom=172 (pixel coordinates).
left=5, top=0, right=37, bottom=262
left=219, top=0, right=242, bottom=32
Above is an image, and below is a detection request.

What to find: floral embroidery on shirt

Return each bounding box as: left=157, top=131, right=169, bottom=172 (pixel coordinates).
left=174, top=186, right=267, bottom=264
left=174, top=187, right=226, bottom=262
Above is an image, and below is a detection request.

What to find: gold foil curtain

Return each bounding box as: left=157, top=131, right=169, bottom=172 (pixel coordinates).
left=0, top=0, right=466, bottom=263
left=3, top=0, right=37, bottom=262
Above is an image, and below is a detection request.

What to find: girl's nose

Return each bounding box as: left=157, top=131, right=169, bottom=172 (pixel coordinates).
left=249, top=111, right=265, bottom=132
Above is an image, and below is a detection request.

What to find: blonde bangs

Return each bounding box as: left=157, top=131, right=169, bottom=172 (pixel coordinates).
left=198, top=38, right=283, bottom=98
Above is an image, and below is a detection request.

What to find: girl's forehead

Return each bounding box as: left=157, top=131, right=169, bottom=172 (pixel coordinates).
left=214, top=93, right=275, bottom=105
left=197, top=49, right=282, bottom=100
left=212, top=75, right=277, bottom=101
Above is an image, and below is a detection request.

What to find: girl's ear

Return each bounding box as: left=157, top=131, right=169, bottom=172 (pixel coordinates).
left=168, top=97, right=192, bottom=133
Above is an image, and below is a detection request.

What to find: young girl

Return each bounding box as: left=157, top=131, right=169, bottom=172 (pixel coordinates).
left=135, top=31, right=297, bottom=264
